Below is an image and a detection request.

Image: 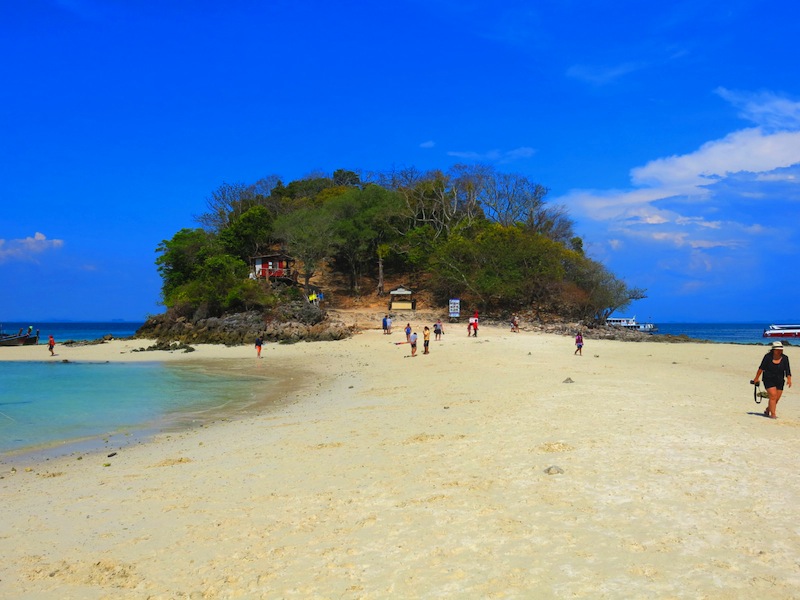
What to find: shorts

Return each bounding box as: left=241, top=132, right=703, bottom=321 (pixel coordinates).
left=764, top=378, right=785, bottom=391
left=424, top=340, right=429, bottom=349
left=577, top=343, right=583, bottom=348
left=411, top=343, right=417, bottom=350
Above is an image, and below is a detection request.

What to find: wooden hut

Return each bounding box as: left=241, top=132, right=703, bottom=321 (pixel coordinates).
left=389, top=286, right=416, bottom=311
left=251, top=253, right=297, bottom=282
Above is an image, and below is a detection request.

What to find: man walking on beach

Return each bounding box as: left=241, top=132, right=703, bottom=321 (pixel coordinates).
left=48, top=334, right=55, bottom=356
left=410, top=331, right=418, bottom=357
left=255, top=336, right=263, bottom=358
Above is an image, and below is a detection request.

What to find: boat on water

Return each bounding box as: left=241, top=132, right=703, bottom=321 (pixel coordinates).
left=763, top=324, right=800, bottom=338
left=0, top=326, right=40, bottom=346
left=606, top=316, right=658, bottom=333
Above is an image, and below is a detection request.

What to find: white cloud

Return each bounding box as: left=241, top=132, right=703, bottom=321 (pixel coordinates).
left=756, top=172, right=798, bottom=183
left=0, top=233, right=64, bottom=263
left=630, top=127, right=800, bottom=191
left=446, top=146, right=536, bottom=163
left=554, top=90, right=800, bottom=286
left=563, top=91, right=800, bottom=258
left=566, top=62, right=645, bottom=85
left=419, top=140, right=436, bottom=149
left=716, top=88, right=800, bottom=131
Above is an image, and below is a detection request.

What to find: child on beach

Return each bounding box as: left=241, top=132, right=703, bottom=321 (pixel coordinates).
left=433, top=319, right=444, bottom=340
left=410, top=331, right=418, bottom=357
left=48, top=334, right=55, bottom=356
left=423, top=326, right=430, bottom=354
left=405, top=323, right=412, bottom=342
left=382, top=315, right=388, bottom=334
left=511, top=315, right=519, bottom=333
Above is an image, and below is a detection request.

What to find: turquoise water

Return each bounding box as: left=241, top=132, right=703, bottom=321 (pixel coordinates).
left=0, top=361, right=269, bottom=458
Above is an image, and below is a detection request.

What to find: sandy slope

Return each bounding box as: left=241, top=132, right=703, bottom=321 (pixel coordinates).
left=1, top=325, right=797, bottom=599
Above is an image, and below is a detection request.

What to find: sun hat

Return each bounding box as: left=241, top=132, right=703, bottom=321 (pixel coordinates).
left=771, top=341, right=784, bottom=350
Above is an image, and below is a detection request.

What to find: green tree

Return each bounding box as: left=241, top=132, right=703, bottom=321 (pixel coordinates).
left=327, top=185, right=405, bottom=293
left=192, top=254, right=251, bottom=315
left=155, top=228, right=217, bottom=306
left=333, top=169, right=361, bottom=187
left=429, top=224, right=567, bottom=311
left=274, top=206, right=336, bottom=292
left=568, top=258, right=647, bottom=322
left=218, top=205, right=274, bottom=262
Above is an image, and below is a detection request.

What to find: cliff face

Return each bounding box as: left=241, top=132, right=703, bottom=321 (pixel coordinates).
left=135, top=304, right=356, bottom=345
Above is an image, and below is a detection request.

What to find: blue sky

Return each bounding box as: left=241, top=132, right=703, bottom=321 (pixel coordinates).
left=1, top=0, right=799, bottom=322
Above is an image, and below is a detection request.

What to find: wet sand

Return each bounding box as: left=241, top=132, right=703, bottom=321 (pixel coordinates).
left=1, top=326, right=798, bottom=598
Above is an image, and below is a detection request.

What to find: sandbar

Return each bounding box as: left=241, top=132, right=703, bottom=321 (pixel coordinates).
left=1, top=325, right=797, bottom=598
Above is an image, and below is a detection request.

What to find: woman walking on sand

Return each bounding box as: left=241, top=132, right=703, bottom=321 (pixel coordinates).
left=574, top=332, right=583, bottom=356
left=405, top=323, right=412, bottom=342
left=752, top=341, right=792, bottom=418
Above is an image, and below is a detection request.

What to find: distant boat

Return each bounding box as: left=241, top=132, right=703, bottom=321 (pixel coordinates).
left=606, top=316, right=658, bottom=333
left=0, top=326, right=40, bottom=346
left=763, top=324, right=800, bottom=338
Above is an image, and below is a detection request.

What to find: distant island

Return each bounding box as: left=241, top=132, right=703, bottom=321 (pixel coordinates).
left=141, top=165, right=645, bottom=343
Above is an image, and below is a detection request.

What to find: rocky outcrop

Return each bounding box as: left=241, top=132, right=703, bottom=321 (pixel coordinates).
left=135, top=304, right=356, bottom=345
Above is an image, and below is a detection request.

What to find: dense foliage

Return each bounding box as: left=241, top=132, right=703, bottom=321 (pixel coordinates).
left=155, top=165, right=644, bottom=321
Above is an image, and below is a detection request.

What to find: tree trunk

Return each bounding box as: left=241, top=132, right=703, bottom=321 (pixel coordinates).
left=377, top=255, right=385, bottom=296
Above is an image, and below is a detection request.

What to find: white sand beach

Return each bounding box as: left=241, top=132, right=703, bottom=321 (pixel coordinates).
left=1, top=325, right=798, bottom=598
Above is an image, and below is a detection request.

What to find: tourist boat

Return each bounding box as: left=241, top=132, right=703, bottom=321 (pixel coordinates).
left=606, top=316, right=658, bottom=333
left=763, top=324, right=800, bottom=338
left=0, top=326, right=40, bottom=346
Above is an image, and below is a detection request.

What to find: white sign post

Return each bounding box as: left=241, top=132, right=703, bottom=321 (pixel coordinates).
left=449, top=298, right=461, bottom=318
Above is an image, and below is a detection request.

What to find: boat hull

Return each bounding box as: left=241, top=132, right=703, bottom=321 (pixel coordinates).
left=0, top=334, right=39, bottom=346
left=606, top=317, right=658, bottom=333
left=763, top=325, right=800, bottom=338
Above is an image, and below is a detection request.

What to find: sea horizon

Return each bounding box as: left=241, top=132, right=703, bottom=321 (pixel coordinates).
left=2, top=319, right=791, bottom=345
left=1, top=321, right=145, bottom=343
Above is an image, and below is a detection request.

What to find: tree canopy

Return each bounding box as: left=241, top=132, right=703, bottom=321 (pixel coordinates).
left=155, top=165, right=645, bottom=322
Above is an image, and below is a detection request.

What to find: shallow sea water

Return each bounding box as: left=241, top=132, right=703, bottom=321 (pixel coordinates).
left=0, top=361, right=269, bottom=457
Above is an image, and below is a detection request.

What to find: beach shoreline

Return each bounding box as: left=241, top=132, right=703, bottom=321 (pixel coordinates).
left=0, top=338, right=318, bottom=469
left=2, top=325, right=798, bottom=598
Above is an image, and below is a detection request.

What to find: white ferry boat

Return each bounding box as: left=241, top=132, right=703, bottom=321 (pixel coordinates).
left=606, top=316, right=658, bottom=333
left=763, top=324, right=800, bottom=338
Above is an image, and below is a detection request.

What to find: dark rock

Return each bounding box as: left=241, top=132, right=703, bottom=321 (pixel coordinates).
left=135, top=305, right=356, bottom=346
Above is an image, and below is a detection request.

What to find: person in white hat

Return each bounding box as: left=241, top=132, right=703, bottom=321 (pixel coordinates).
left=752, top=341, right=792, bottom=418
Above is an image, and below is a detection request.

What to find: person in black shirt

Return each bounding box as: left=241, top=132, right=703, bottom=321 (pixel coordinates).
left=752, top=341, right=792, bottom=418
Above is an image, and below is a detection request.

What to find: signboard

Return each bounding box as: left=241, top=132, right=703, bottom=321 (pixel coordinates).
left=448, top=298, right=461, bottom=318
